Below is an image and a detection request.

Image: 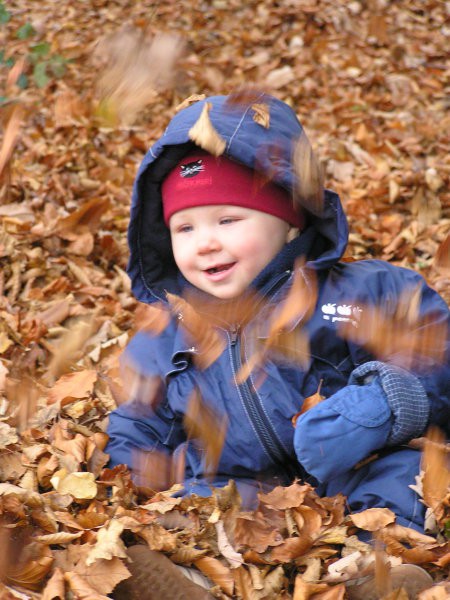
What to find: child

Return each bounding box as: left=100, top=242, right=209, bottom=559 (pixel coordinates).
left=107, top=94, right=449, bottom=598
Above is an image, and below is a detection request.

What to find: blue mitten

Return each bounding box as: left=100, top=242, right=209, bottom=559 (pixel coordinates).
left=294, top=377, right=392, bottom=482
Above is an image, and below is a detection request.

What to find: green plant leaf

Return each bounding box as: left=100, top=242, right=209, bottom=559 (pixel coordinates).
left=33, top=61, right=49, bottom=88
left=17, top=72, right=28, bottom=89
left=49, top=54, right=67, bottom=78
left=0, top=2, right=11, bottom=24
left=30, top=41, right=51, bottom=58
left=16, top=22, right=36, bottom=39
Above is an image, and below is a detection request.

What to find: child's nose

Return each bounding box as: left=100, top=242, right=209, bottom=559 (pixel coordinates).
left=197, top=232, right=221, bottom=254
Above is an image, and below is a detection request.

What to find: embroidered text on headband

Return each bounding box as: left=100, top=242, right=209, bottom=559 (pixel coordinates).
left=161, top=150, right=305, bottom=228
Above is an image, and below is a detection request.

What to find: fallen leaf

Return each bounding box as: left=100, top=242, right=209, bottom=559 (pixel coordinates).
left=42, top=567, right=65, bottom=600
left=86, top=519, right=127, bottom=566
left=349, top=508, right=396, bottom=531
left=216, top=520, right=244, bottom=569
left=64, top=571, right=110, bottom=600
left=47, top=370, right=98, bottom=405
left=50, top=469, right=98, bottom=500
left=195, top=556, right=234, bottom=596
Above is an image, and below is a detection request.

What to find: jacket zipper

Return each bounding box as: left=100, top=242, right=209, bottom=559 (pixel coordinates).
left=229, top=326, right=298, bottom=480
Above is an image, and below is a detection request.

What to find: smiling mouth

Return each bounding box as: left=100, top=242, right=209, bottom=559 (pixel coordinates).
left=205, top=263, right=235, bottom=274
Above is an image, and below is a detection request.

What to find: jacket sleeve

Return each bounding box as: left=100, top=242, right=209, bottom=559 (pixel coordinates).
left=105, top=331, right=186, bottom=472
left=294, top=268, right=449, bottom=483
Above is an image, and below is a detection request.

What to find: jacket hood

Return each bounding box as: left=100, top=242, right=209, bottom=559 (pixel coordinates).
left=127, top=94, right=349, bottom=304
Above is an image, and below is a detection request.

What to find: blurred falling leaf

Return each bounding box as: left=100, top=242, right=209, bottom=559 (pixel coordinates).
left=225, top=85, right=266, bottom=107
left=292, top=132, right=324, bottom=216
left=339, top=286, right=447, bottom=370
left=422, top=427, right=450, bottom=527
left=0, top=105, right=24, bottom=177
left=434, top=234, right=450, bottom=271
left=94, top=29, right=184, bottom=126
left=183, top=387, right=227, bottom=475
left=133, top=302, right=170, bottom=335
left=238, top=262, right=315, bottom=383
left=167, top=292, right=226, bottom=369
left=188, top=102, right=226, bottom=157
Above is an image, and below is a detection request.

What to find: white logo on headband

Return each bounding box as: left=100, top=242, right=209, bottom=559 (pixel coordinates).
left=180, top=159, right=204, bottom=178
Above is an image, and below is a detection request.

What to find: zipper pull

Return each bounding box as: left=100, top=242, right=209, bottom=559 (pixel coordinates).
left=230, top=325, right=240, bottom=345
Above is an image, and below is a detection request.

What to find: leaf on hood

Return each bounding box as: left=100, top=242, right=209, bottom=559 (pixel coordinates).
left=421, top=427, right=450, bottom=527
left=47, top=370, right=97, bottom=405
left=0, top=105, right=24, bottom=177
left=56, top=198, right=111, bottom=234
left=64, top=571, right=110, bottom=600
left=195, top=556, right=234, bottom=596
left=50, top=469, right=97, bottom=500
left=349, top=508, right=396, bottom=531
left=251, top=103, right=270, bottom=128
left=42, top=566, right=65, bottom=600
left=188, top=102, right=226, bottom=157
left=183, top=387, right=227, bottom=475
left=292, top=131, right=324, bottom=216
left=175, top=94, right=207, bottom=113
left=86, top=519, right=127, bottom=566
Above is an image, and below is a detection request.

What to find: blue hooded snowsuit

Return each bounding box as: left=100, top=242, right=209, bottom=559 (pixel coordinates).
left=106, top=94, right=450, bottom=530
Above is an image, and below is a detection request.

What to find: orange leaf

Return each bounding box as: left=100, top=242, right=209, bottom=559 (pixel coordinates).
left=188, top=102, right=226, bottom=157
left=183, top=387, right=227, bottom=475
left=47, top=370, right=97, bottom=405
left=195, top=556, right=234, bottom=596
left=0, top=105, right=24, bottom=177
left=349, top=508, right=396, bottom=531
left=57, top=197, right=111, bottom=234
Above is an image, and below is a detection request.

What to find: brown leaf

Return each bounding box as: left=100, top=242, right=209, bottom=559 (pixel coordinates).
left=434, top=234, right=450, bottom=270
left=47, top=370, right=97, bottom=405
left=42, top=567, right=66, bottom=600
left=183, top=387, right=227, bottom=475
left=293, top=575, right=330, bottom=599
left=270, top=536, right=313, bottom=563
left=64, top=571, right=110, bottom=600
left=349, top=508, right=396, bottom=531
left=51, top=469, right=98, bottom=500
left=259, top=482, right=311, bottom=510
left=86, top=519, right=127, bottom=566
left=56, top=198, right=111, bottom=234
left=73, top=557, right=131, bottom=596
left=292, top=380, right=325, bottom=425
left=7, top=549, right=53, bottom=591
left=188, top=102, right=226, bottom=157
left=195, top=556, right=234, bottom=596
left=233, top=565, right=261, bottom=600
left=235, top=513, right=283, bottom=554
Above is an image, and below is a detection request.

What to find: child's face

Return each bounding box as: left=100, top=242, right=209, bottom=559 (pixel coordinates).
left=169, top=205, right=297, bottom=299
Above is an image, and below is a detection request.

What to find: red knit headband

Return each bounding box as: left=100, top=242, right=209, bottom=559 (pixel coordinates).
left=161, top=150, right=304, bottom=228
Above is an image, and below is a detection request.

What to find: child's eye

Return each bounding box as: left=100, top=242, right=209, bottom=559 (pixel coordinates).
left=175, top=224, right=193, bottom=233
left=219, top=217, right=239, bottom=225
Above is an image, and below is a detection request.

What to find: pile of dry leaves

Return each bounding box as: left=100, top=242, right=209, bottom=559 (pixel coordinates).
left=0, top=0, right=448, bottom=597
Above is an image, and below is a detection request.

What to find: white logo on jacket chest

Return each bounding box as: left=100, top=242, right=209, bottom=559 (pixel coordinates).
left=321, top=303, right=362, bottom=327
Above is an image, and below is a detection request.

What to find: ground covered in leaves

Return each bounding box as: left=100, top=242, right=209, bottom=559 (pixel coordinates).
left=0, top=0, right=449, bottom=598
